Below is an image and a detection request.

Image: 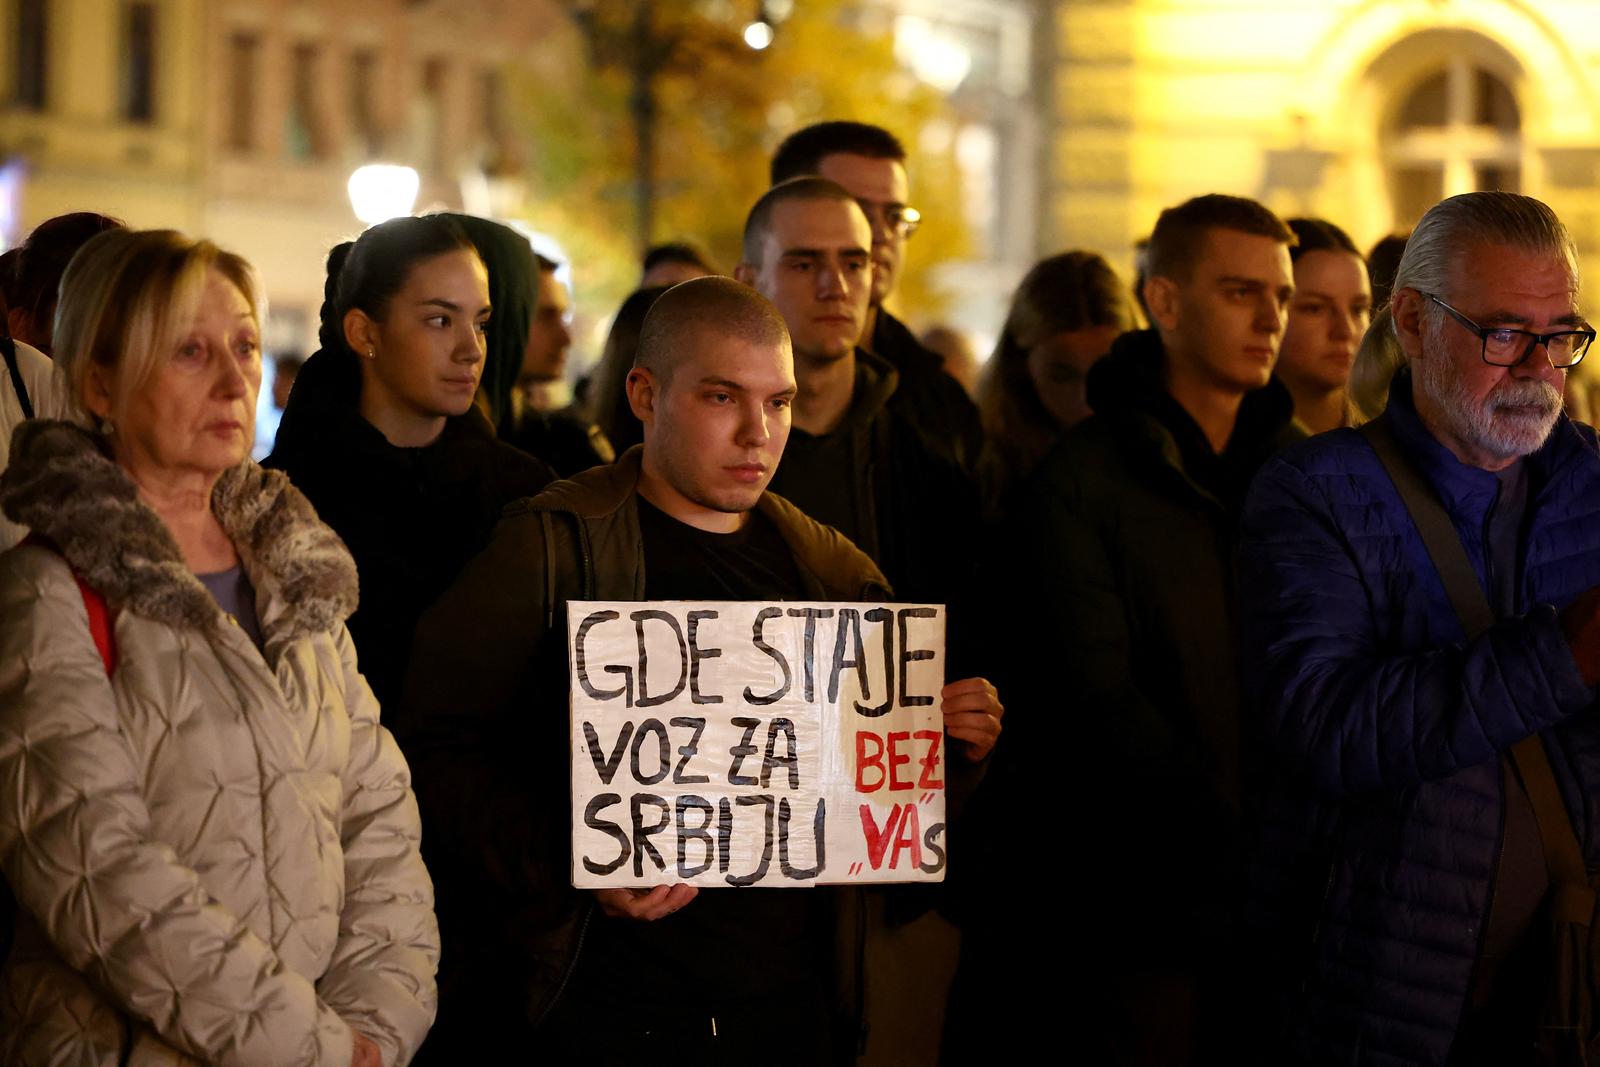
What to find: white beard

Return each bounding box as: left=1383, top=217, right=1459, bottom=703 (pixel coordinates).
left=1413, top=346, right=1563, bottom=462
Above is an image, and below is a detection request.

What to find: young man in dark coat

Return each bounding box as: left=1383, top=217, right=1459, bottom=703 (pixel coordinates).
left=737, top=177, right=983, bottom=615
left=1240, top=192, right=1600, bottom=1064
left=736, top=177, right=998, bottom=1063
left=771, top=121, right=983, bottom=468
left=1007, top=194, right=1300, bottom=1064
left=394, top=277, right=1002, bottom=1063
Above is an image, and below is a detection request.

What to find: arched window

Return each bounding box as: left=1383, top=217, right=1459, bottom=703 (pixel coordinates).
left=1384, top=58, right=1521, bottom=228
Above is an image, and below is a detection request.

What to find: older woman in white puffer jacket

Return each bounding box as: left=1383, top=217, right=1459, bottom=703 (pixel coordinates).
left=0, top=230, right=438, bottom=1067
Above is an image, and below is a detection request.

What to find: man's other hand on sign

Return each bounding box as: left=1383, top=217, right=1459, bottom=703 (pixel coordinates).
left=944, top=677, right=1003, bottom=761
left=594, top=882, right=700, bottom=921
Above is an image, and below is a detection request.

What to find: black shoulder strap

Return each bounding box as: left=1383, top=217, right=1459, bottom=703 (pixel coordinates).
left=1362, top=415, right=1493, bottom=637
left=2, top=334, right=31, bottom=421
left=1361, top=415, right=1590, bottom=891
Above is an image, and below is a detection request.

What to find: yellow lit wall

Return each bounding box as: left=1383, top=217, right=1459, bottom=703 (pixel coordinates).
left=1054, top=0, right=1600, bottom=275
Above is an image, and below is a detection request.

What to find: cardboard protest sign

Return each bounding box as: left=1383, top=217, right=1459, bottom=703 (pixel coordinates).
left=568, top=601, right=947, bottom=888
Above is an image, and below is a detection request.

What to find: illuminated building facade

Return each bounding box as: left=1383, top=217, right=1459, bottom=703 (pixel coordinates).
left=0, top=0, right=547, bottom=350
left=1052, top=0, right=1600, bottom=277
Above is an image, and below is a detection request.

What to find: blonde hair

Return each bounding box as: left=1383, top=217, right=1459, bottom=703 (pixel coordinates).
left=1352, top=192, right=1577, bottom=420
left=52, top=229, right=264, bottom=427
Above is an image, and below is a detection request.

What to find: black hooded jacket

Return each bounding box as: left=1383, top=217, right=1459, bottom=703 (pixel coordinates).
left=265, top=347, right=553, bottom=709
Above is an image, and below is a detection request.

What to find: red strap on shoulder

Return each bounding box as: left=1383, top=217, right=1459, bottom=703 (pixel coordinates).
left=20, top=532, right=116, bottom=676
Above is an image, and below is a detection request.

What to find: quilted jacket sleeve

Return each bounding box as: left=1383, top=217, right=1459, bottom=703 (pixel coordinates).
left=0, top=549, right=356, bottom=1067
left=1239, top=455, right=1595, bottom=796
left=316, top=625, right=440, bottom=1067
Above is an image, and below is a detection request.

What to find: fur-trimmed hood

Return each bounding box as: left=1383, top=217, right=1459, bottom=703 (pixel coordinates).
left=0, top=419, right=358, bottom=640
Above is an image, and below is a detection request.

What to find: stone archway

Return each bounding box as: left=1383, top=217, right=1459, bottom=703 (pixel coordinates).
left=1285, top=0, right=1600, bottom=240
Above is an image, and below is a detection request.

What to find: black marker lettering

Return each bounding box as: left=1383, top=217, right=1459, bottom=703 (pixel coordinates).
left=745, top=607, right=792, bottom=705
left=581, top=793, right=628, bottom=875
left=898, top=607, right=937, bottom=707
left=669, top=716, right=709, bottom=784
left=631, top=609, right=688, bottom=708
left=728, top=716, right=761, bottom=786
left=575, top=610, right=630, bottom=703
left=686, top=610, right=723, bottom=705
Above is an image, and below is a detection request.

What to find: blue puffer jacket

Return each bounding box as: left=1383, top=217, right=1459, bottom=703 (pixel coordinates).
left=1238, top=373, right=1600, bottom=1065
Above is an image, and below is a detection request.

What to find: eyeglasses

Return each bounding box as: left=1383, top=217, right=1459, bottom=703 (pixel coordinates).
left=854, top=199, right=921, bottom=240
left=1420, top=291, right=1595, bottom=369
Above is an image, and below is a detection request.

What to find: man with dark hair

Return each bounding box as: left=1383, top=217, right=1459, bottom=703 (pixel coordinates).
left=505, top=253, right=614, bottom=475
left=398, top=274, right=1001, bottom=1061
left=736, top=177, right=999, bottom=1063
left=736, top=177, right=983, bottom=608
left=640, top=240, right=718, bottom=288
left=771, top=121, right=983, bottom=466
left=8, top=212, right=124, bottom=353
left=1007, top=192, right=1301, bottom=1063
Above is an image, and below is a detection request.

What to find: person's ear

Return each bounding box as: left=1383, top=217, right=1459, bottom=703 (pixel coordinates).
left=1144, top=275, right=1181, bottom=334
left=344, top=308, right=379, bottom=359
left=627, top=367, right=658, bottom=426
left=82, top=363, right=115, bottom=424
left=733, top=263, right=758, bottom=287
left=1391, top=288, right=1427, bottom=361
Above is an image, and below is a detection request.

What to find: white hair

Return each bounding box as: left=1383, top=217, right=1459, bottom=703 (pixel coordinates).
left=1349, top=191, right=1578, bottom=419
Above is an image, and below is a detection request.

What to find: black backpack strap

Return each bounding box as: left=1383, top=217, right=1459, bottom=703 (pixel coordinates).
left=1361, top=415, right=1589, bottom=892
left=2, top=334, right=31, bottom=421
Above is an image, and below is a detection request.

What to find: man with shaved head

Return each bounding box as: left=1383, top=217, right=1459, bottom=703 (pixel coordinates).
left=397, top=276, right=1000, bottom=1060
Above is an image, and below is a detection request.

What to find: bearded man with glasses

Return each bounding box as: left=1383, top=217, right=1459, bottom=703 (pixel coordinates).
left=1237, top=191, right=1600, bottom=1064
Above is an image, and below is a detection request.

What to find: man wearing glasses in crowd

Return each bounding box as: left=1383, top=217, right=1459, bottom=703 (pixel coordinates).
left=1236, top=191, right=1600, bottom=1063
left=771, top=121, right=984, bottom=468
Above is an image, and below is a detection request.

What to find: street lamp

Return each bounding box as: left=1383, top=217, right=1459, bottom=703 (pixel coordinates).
left=742, top=20, right=774, bottom=50
left=347, top=164, right=420, bottom=225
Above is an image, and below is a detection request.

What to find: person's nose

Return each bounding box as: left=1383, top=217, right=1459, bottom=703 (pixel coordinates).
left=1330, top=307, right=1356, bottom=343
left=736, top=399, right=771, bottom=448
left=455, top=322, right=485, bottom=363
left=214, top=345, right=248, bottom=398
left=1512, top=335, right=1563, bottom=380
left=817, top=260, right=848, bottom=300
left=1256, top=291, right=1287, bottom=335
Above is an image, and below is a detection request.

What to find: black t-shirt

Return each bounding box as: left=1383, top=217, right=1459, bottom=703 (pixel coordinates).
left=770, top=427, right=863, bottom=548
left=569, top=496, right=825, bottom=1015
left=635, top=495, right=804, bottom=600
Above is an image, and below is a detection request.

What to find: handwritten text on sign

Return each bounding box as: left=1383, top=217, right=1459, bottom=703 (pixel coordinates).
left=568, top=601, right=946, bottom=888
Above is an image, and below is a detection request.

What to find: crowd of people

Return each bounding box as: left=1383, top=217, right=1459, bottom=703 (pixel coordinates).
left=0, top=117, right=1596, bottom=1067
